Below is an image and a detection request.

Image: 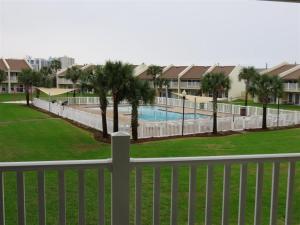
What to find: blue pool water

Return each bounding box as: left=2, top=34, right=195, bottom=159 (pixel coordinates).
left=122, top=106, right=209, bottom=121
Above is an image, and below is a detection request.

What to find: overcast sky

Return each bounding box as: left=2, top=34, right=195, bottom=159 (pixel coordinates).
left=0, top=0, right=300, bottom=68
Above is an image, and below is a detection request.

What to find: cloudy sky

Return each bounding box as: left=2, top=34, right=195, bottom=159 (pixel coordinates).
left=0, top=0, right=300, bottom=68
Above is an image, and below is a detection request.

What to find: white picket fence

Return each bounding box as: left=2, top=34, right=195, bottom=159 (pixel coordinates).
left=33, top=97, right=300, bottom=139
left=33, top=98, right=130, bottom=134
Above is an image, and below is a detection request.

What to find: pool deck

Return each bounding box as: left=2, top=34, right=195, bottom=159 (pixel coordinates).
left=69, top=104, right=232, bottom=125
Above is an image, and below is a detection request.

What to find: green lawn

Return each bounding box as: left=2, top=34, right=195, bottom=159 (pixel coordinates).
left=1, top=103, right=300, bottom=225
left=229, top=99, right=300, bottom=111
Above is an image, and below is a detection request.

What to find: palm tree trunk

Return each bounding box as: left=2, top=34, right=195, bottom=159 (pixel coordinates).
left=36, top=89, right=40, bottom=98
left=131, top=103, right=138, bottom=141
left=100, top=98, right=108, bottom=138
left=73, top=84, right=76, bottom=97
left=25, top=86, right=30, bottom=106
left=262, top=103, right=267, bottom=129
left=245, top=90, right=248, bottom=107
left=113, top=95, right=119, bottom=132
left=213, top=94, right=218, bottom=134
left=277, top=97, right=280, bottom=127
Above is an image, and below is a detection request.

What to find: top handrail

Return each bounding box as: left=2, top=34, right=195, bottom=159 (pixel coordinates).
left=0, top=159, right=112, bottom=171
left=2, top=153, right=300, bottom=171
left=130, top=153, right=300, bottom=166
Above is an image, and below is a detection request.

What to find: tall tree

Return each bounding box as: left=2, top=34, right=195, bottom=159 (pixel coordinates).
left=155, top=77, right=170, bottom=97
left=88, top=65, right=110, bottom=138
left=202, top=72, right=231, bottom=134
left=106, top=61, right=134, bottom=132
left=249, top=74, right=274, bottom=129
left=65, top=66, right=82, bottom=97
left=18, top=69, right=39, bottom=106
left=238, top=66, right=259, bottom=106
left=126, top=77, right=155, bottom=140
left=270, top=76, right=284, bottom=127
left=35, top=66, right=52, bottom=98
left=147, top=65, right=163, bottom=95
left=0, top=69, right=6, bottom=86
left=50, top=59, right=62, bottom=87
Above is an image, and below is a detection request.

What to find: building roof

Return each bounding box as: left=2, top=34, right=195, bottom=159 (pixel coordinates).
left=5, top=59, right=31, bottom=71
left=210, top=66, right=235, bottom=76
left=282, top=68, right=300, bottom=80
left=266, top=64, right=297, bottom=76
left=57, top=65, right=85, bottom=77
left=180, top=66, right=210, bottom=80
left=136, top=70, right=152, bottom=80
left=161, top=66, right=188, bottom=79
left=0, top=59, right=7, bottom=71
left=135, top=65, right=165, bottom=80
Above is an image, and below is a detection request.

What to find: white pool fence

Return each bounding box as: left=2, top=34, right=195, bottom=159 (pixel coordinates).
left=33, top=97, right=300, bottom=138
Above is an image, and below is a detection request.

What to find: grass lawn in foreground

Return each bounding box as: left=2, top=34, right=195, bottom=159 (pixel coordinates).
left=0, top=103, right=300, bottom=225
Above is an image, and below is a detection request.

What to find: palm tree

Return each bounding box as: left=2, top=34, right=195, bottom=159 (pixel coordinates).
left=18, top=69, right=39, bottom=106
left=249, top=74, right=274, bottom=129
left=35, top=66, right=52, bottom=98
left=270, top=76, right=284, bottom=127
left=202, top=72, right=231, bottom=134
left=79, top=70, right=90, bottom=95
left=155, top=77, right=170, bottom=97
left=65, top=66, right=82, bottom=97
left=88, top=65, right=110, bottom=138
left=106, top=61, right=134, bottom=132
left=147, top=65, right=163, bottom=94
left=50, top=59, right=61, bottom=87
left=238, top=66, right=259, bottom=106
left=0, top=69, right=6, bottom=88
left=126, top=77, right=155, bottom=140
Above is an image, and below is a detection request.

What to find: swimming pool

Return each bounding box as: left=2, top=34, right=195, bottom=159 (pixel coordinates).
left=118, top=106, right=209, bottom=121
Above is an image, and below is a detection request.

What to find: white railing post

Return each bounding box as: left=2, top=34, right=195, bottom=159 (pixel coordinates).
left=111, top=132, right=130, bottom=225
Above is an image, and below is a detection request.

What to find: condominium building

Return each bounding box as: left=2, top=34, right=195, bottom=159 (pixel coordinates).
left=0, top=58, right=32, bottom=93
left=261, top=62, right=300, bottom=105
left=56, top=64, right=94, bottom=88
left=26, top=56, right=51, bottom=71
left=134, top=64, right=244, bottom=100
left=57, top=56, right=75, bottom=69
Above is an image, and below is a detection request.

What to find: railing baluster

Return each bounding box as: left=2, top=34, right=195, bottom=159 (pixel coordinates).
left=58, top=170, right=66, bottom=225
left=269, top=162, right=280, bottom=225
left=98, top=168, right=105, bottom=225
left=153, top=167, right=160, bottom=225
left=238, top=164, right=247, bottom=225
left=222, top=164, right=231, bottom=225
left=285, top=161, right=295, bottom=225
left=78, top=169, right=85, bottom=225
left=205, top=165, right=214, bottom=225
left=135, top=167, right=142, bottom=225
left=0, top=172, right=5, bottom=225
left=188, top=165, right=197, bottom=225
left=17, top=171, right=25, bottom=225
left=37, top=170, right=46, bottom=225
left=254, top=163, right=264, bottom=225
left=170, top=166, right=178, bottom=225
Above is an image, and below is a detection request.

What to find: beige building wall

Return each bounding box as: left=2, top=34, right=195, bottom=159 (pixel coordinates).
left=228, top=66, right=244, bottom=100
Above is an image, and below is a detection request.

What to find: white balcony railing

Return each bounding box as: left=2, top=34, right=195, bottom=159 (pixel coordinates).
left=284, top=83, right=300, bottom=92
left=169, top=82, right=178, bottom=89
left=57, top=77, right=75, bottom=85
left=0, top=133, right=300, bottom=225
left=3, top=76, right=18, bottom=83
left=180, top=82, right=200, bottom=89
